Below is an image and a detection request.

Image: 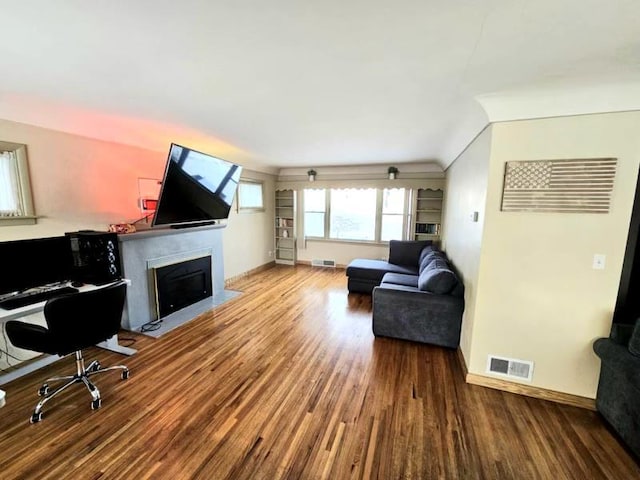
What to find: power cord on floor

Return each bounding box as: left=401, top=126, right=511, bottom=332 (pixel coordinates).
left=141, top=319, right=163, bottom=332
left=117, top=336, right=137, bottom=347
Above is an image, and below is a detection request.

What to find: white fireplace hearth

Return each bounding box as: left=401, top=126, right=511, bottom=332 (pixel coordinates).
left=118, top=225, right=239, bottom=334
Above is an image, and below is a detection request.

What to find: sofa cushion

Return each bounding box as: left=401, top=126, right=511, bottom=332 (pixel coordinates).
left=450, top=280, right=464, bottom=298
left=418, top=245, right=435, bottom=265
left=346, top=259, right=418, bottom=282
left=418, top=259, right=459, bottom=294
left=381, top=273, right=419, bottom=288
left=374, top=283, right=420, bottom=294
left=419, top=251, right=447, bottom=273
left=388, top=240, right=432, bottom=267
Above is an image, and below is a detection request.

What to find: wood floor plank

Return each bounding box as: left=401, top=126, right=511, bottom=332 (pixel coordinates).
left=0, top=265, right=638, bottom=479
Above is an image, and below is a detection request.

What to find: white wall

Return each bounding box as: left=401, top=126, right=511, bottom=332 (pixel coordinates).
left=0, top=119, right=163, bottom=240
left=441, top=126, right=492, bottom=362
left=297, top=239, right=389, bottom=267
left=223, top=170, right=276, bottom=279
left=444, top=111, right=640, bottom=399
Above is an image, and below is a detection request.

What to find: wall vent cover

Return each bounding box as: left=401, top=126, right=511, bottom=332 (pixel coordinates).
left=487, top=355, right=534, bottom=381
left=311, top=259, right=336, bottom=268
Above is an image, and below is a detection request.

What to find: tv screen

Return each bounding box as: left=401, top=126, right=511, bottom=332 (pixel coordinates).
left=152, top=144, right=243, bottom=228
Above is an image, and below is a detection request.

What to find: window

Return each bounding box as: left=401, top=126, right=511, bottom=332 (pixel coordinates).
left=330, top=188, right=376, bottom=241
left=381, top=188, right=405, bottom=241
left=237, top=180, right=264, bottom=212
left=0, top=142, right=36, bottom=225
left=303, top=187, right=407, bottom=242
left=0, top=151, right=21, bottom=216
left=303, top=189, right=326, bottom=237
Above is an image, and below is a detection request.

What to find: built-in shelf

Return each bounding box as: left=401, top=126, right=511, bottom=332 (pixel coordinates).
left=275, top=190, right=296, bottom=265
left=412, top=189, right=443, bottom=241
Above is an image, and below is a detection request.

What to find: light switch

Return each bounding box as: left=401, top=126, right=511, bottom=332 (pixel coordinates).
left=593, top=254, right=606, bottom=270
left=470, top=211, right=479, bottom=222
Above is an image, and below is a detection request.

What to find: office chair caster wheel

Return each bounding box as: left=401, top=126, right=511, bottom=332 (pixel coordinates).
left=38, top=384, right=49, bottom=397
left=91, top=399, right=101, bottom=410
left=121, top=369, right=129, bottom=380
left=30, top=412, right=43, bottom=423
left=90, top=361, right=101, bottom=372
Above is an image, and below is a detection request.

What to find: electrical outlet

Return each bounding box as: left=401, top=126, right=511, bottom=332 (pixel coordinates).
left=268, top=250, right=273, bottom=257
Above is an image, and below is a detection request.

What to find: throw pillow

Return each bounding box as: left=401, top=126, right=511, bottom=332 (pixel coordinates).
left=418, top=245, right=434, bottom=265
left=629, top=319, right=640, bottom=357
left=419, top=251, right=447, bottom=273
left=418, top=259, right=458, bottom=294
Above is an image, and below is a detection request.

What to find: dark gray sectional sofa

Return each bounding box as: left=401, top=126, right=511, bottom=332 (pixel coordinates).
left=346, top=240, right=465, bottom=348
left=593, top=320, right=640, bottom=459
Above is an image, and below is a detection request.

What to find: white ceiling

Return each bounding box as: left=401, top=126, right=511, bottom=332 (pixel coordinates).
left=1, top=0, right=639, bottom=171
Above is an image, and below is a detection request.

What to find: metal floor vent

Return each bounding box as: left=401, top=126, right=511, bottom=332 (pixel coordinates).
left=487, top=355, right=534, bottom=381
left=311, top=259, right=336, bottom=268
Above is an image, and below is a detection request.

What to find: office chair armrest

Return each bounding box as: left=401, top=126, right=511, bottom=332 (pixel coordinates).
left=5, top=321, right=53, bottom=354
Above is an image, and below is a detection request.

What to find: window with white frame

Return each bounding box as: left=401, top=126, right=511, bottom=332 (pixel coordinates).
left=237, top=180, right=264, bottom=211
left=381, top=188, right=405, bottom=241
left=303, top=187, right=407, bottom=242
left=0, top=142, right=36, bottom=225
left=303, top=189, right=326, bottom=237
left=330, top=188, right=377, bottom=241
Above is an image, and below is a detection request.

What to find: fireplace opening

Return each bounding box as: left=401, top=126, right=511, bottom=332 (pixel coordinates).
left=154, top=256, right=212, bottom=318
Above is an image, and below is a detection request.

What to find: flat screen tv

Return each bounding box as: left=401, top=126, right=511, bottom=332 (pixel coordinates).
left=152, top=143, right=243, bottom=228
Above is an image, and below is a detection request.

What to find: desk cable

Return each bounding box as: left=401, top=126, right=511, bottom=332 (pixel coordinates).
left=0, top=325, right=32, bottom=372
left=141, top=319, right=163, bottom=332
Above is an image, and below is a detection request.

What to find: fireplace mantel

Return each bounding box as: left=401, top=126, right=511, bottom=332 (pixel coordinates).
left=118, top=225, right=226, bottom=331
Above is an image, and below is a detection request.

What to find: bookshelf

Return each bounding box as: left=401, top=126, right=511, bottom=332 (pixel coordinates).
left=413, top=188, right=443, bottom=241
left=275, top=190, right=296, bottom=265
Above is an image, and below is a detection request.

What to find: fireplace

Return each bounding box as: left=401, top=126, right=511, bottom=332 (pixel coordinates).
left=154, top=256, right=213, bottom=318
left=117, top=226, right=226, bottom=331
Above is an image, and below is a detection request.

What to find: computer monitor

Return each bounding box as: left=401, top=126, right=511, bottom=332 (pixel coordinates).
left=0, top=236, right=73, bottom=296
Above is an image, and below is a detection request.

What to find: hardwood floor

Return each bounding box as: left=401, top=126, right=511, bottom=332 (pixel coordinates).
left=0, top=265, right=638, bottom=479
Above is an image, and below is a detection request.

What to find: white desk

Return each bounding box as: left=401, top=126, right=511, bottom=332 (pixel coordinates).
left=0, top=280, right=137, bottom=388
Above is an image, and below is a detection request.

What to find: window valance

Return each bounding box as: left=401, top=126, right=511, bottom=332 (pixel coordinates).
left=275, top=178, right=444, bottom=192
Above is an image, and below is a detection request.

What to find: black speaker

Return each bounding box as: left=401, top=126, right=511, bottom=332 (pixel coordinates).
left=66, top=231, right=122, bottom=285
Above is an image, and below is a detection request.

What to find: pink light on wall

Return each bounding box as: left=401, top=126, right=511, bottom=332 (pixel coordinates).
left=0, top=93, right=251, bottom=165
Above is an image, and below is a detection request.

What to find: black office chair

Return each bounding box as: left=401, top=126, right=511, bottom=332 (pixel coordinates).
left=5, top=281, right=130, bottom=423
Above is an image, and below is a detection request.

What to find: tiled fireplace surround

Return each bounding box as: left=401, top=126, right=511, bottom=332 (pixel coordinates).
left=118, top=225, right=230, bottom=333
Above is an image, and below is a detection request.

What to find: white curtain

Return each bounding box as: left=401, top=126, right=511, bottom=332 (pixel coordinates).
left=0, top=151, right=23, bottom=217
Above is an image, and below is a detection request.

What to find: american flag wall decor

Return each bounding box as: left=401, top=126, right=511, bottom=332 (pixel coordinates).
left=501, top=158, right=617, bottom=213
